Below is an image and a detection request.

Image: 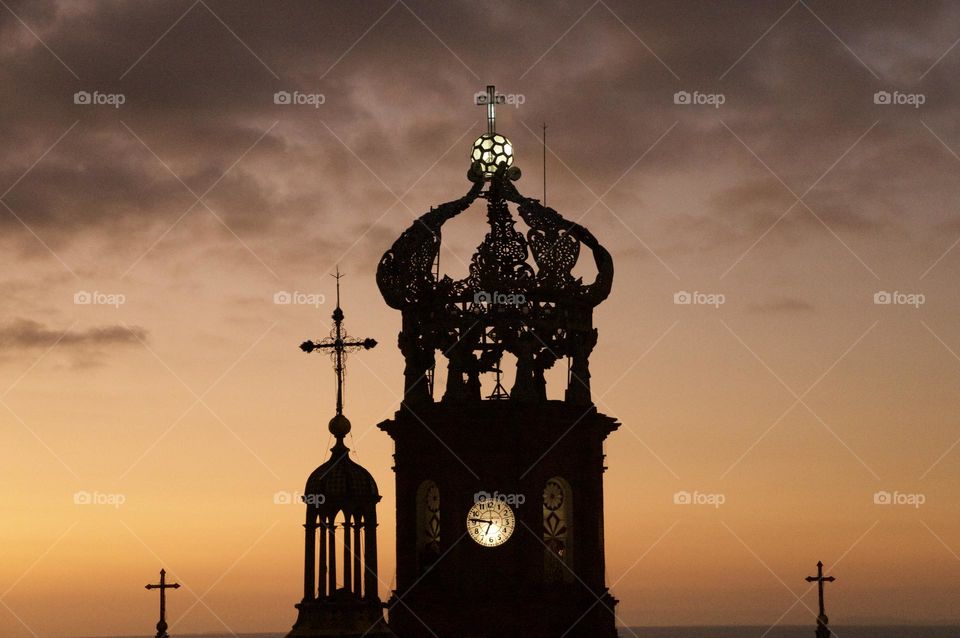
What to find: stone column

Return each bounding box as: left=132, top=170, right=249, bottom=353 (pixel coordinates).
left=303, top=511, right=315, bottom=601
left=318, top=519, right=327, bottom=598
left=342, top=519, right=352, bottom=593
left=353, top=515, right=363, bottom=597
left=328, top=521, right=337, bottom=595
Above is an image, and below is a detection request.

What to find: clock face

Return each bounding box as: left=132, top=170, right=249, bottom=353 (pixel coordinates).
left=466, top=498, right=515, bottom=547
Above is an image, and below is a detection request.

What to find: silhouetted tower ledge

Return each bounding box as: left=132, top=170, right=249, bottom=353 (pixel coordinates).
left=288, top=275, right=393, bottom=638
left=376, top=85, right=619, bottom=638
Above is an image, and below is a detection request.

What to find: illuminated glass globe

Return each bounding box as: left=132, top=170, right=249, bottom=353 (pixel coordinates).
left=470, top=133, right=513, bottom=177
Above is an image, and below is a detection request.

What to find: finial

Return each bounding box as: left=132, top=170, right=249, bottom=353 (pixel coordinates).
left=299, top=269, right=378, bottom=442
left=332, top=266, right=344, bottom=322
left=328, top=413, right=351, bottom=439
left=471, top=84, right=516, bottom=180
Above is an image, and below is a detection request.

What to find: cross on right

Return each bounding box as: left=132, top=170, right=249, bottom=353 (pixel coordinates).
left=805, top=560, right=836, bottom=637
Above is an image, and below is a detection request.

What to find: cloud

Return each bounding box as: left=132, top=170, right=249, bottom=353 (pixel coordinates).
left=1, top=0, right=960, bottom=282
left=0, top=318, right=147, bottom=350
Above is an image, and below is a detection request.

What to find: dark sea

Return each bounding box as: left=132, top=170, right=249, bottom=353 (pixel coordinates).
left=91, top=628, right=960, bottom=638
left=619, top=628, right=959, bottom=638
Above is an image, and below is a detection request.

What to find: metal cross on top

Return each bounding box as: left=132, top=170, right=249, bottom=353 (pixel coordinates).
left=145, top=568, right=180, bottom=638
left=476, top=84, right=503, bottom=134
left=299, top=268, right=377, bottom=416
left=805, top=560, right=836, bottom=637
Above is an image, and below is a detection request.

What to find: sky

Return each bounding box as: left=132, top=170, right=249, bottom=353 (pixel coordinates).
left=1, top=0, right=960, bottom=635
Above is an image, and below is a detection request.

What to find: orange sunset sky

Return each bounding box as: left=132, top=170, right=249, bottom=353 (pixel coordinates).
left=2, top=1, right=960, bottom=636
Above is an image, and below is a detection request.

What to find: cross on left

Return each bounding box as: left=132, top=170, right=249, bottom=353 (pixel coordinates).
left=145, top=568, right=180, bottom=638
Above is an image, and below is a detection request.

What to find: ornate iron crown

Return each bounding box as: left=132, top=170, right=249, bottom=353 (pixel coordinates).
left=377, top=153, right=614, bottom=406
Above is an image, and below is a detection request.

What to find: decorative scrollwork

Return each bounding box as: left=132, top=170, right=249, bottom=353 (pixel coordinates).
left=377, top=180, right=483, bottom=309
left=459, top=194, right=534, bottom=298
left=376, top=163, right=614, bottom=405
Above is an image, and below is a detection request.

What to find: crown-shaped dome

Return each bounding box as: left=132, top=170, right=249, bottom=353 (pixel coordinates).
left=377, top=165, right=612, bottom=312
left=376, top=146, right=614, bottom=406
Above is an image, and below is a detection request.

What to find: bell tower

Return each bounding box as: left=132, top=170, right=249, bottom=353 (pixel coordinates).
left=376, top=87, right=619, bottom=638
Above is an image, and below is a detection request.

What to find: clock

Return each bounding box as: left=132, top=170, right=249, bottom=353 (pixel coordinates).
left=466, top=498, right=515, bottom=547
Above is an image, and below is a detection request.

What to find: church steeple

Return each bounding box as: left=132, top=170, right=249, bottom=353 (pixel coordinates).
left=287, top=272, right=393, bottom=638
left=375, top=86, right=620, bottom=638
